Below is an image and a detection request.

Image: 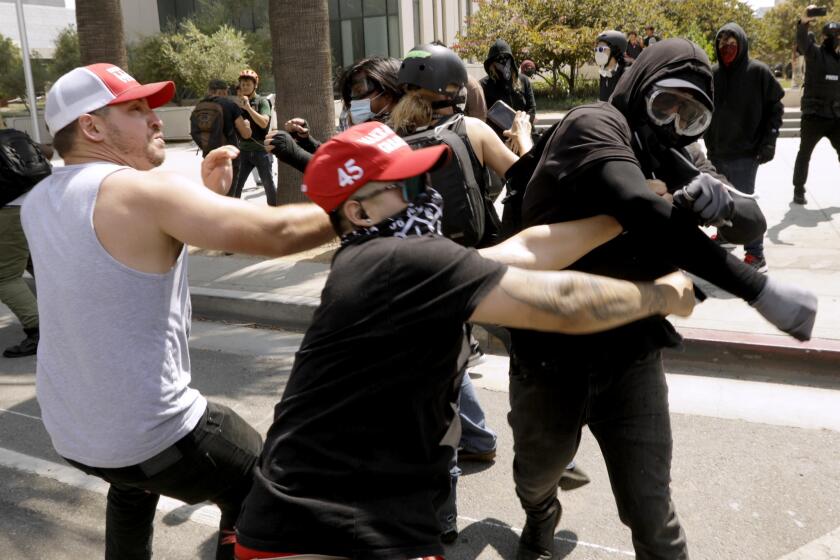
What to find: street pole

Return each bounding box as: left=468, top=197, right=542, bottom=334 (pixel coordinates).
left=14, top=0, right=41, bottom=142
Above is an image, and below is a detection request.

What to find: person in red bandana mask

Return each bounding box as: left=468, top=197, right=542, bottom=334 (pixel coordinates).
left=703, top=22, right=785, bottom=273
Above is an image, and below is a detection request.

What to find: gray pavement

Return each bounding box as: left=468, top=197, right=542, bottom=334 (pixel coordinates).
left=1, top=317, right=839, bottom=559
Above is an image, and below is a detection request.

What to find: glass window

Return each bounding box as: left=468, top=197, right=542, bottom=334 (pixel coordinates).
left=341, top=19, right=365, bottom=67
left=389, top=15, right=401, bottom=58
left=329, top=0, right=340, bottom=20
left=339, top=0, right=363, bottom=18
left=363, top=0, right=387, bottom=16
left=387, top=0, right=398, bottom=13
left=364, top=16, right=389, bottom=56
left=413, top=0, right=421, bottom=45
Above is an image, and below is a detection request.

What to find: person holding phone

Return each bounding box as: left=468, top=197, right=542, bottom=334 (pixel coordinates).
left=791, top=6, right=840, bottom=205
left=479, top=39, right=537, bottom=140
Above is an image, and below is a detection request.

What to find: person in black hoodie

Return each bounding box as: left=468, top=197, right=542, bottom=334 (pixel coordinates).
left=480, top=39, right=537, bottom=138
left=792, top=8, right=840, bottom=205
left=506, top=39, right=818, bottom=560
left=704, top=22, right=784, bottom=273
left=596, top=30, right=628, bottom=101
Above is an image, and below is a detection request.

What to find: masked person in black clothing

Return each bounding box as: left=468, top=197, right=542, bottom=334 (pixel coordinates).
left=480, top=39, right=537, bottom=138
left=596, top=30, right=628, bottom=101
left=233, top=120, right=697, bottom=560
left=704, top=22, right=784, bottom=273
left=506, top=39, right=818, bottom=560
left=267, top=56, right=403, bottom=173
left=792, top=8, right=840, bottom=205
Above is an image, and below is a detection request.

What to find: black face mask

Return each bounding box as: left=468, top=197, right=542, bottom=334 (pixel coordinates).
left=824, top=34, right=840, bottom=54
left=494, top=60, right=513, bottom=82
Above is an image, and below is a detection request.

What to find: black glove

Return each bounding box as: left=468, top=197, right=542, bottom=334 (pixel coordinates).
left=672, top=172, right=735, bottom=227
left=269, top=130, right=313, bottom=173
left=756, top=143, right=776, bottom=164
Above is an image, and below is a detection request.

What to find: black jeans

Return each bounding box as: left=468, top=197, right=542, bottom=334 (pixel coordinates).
left=231, top=150, right=277, bottom=206
left=65, top=401, right=262, bottom=560
left=793, top=115, right=840, bottom=191
left=508, top=350, right=688, bottom=560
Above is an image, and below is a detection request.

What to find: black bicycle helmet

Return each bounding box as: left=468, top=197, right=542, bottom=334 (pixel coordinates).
left=823, top=21, right=840, bottom=37
left=398, top=43, right=468, bottom=94
left=597, top=30, right=629, bottom=61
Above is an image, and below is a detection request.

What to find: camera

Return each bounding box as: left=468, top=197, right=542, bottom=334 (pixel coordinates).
left=807, top=6, right=828, bottom=17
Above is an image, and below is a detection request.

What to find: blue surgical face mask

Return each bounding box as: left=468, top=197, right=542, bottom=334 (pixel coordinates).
left=349, top=91, right=385, bottom=125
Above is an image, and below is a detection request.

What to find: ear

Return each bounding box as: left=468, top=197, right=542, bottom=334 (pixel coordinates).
left=344, top=200, right=372, bottom=227
left=77, top=114, right=107, bottom=143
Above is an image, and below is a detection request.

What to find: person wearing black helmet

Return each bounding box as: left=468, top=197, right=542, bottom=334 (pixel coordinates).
left=792, top=6, right=840, bottom=205
left=595, top=30, right=628, bottom=101
left=505, top=39, right=818, bottom=560
left=479, top=39, right=537, bottom=138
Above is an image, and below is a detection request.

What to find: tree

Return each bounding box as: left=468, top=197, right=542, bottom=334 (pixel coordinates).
left=75, top=0, right=127, bottom=68
left=753, top=0, right=836, bottom=66
left=269, top=0, right=335, bottom=204
left=0, top=34, right=25, bottom=102
left=51, top=25, right=81, bottom=79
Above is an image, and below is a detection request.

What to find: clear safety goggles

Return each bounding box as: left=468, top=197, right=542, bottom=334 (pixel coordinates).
left=645, top=87, right=713, bottom=137
left=594, top=45, right=611, bottom=55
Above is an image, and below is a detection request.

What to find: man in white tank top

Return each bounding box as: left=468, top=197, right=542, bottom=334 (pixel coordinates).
left=21, top=63, right=334, bottom=560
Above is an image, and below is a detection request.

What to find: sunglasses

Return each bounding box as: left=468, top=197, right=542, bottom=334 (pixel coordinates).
left=594, top=45, right=611, bottom=54
left=646, top=87, right=712, bottom=137
left=352, top=176, right=428, bottom=203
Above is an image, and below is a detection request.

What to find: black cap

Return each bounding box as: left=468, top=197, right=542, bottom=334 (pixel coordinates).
left=208, top=79, right=228, bottom=91
left=399, top=44, right=468, bottom=94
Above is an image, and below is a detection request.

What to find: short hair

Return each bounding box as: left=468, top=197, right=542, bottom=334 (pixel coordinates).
left=339, top=56, right=403, bottom=109
left=51, top=106, right=110, bottom=158
left=645, top=25, right=655, bottom=31
left=628, top=31, right=638, bottom=37
left=208, top=79, right=228, bottom=92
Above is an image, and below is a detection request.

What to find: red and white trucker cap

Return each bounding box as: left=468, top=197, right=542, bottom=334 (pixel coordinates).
left=45, top=63, right=175, bottom=133
left=301, top=122, right=449, bottom=213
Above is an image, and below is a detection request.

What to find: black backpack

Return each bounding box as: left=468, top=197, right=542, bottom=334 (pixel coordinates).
left=404, top=115, right=499, bottom=248
left=190, top=98, right=229, bottom=157
left=0, top=129, right=52, bottom=206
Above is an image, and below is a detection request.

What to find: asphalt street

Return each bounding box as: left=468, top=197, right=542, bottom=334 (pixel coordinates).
left=1, top=313, right=839, bottom=559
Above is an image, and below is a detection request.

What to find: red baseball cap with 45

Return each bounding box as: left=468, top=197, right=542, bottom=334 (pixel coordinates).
left=45, top=63, right=175, bottom=133
left=302, top=122, right=449, bottom=213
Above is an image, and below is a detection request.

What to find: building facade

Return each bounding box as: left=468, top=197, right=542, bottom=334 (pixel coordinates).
left=0, top=0, right=75, bottom=57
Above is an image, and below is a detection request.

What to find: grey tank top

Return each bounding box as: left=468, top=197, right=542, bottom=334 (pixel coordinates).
left=21, top=162, right=206, bottom=468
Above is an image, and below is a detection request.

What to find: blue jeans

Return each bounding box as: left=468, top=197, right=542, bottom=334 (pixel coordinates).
left=232, top=150, right=277, bottom=206
left=712, top=156, right=763, bottom=257
left=65, top=401, right=262, bottom=560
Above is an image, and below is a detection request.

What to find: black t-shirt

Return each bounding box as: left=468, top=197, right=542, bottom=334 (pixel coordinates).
left=236, top=235, right=506, bottom=559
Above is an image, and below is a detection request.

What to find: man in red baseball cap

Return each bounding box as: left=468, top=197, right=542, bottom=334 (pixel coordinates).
left=22, top=64, right=335, bottom=560
left=233, top=121, right=696, bottom=560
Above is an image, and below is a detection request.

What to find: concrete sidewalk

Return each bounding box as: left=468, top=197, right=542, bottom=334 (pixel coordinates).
left=181, top=135, right=840, bottom=363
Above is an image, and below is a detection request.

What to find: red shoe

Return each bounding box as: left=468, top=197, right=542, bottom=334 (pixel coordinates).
left=744, top=253, right=768, bottom=273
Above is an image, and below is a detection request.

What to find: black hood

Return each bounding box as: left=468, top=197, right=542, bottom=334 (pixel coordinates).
left=610, top=38, right=714, bottom=127
left=484, top=39, right=517, bottom=74
left=714, top=22, right=749, bottom=69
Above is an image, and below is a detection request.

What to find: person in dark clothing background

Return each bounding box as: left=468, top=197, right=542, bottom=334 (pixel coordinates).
left=198, top=79, right=252, bottom=189
left=704, top=22, right=784, bottom=273
left=643, top=24, right=661, bottom=47
left=267, top=56, right=404, bottom=173
left=480, top=39, right=537, bottom=137
left=792, top=8, right=840, bottom=205
left=626, top=31, right=644, bottom=62
left=505, top=39, right=818, bottom=560
left=595, top=30, right=628, bottom=101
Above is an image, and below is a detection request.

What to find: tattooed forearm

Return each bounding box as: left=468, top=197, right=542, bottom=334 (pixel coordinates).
left=499, top=268, right=671, bottom=332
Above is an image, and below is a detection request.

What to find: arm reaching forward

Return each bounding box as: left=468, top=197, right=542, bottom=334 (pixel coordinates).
left=479, top=215, right=622, bottom=270
left=470, top=268, right=694, bottom=334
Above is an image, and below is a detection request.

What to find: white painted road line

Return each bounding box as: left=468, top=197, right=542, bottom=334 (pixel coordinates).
left=777, top=525, right=840, bottom=560
left=0, top=408, right=41, bottom=421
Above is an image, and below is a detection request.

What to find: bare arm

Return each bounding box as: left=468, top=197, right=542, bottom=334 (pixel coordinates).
left=478, top=216, right=622, bottom=270
left=234, top=116, right=252, bottom=139
left=470, top=268, right=694, bottom=334
left=464, top=116, right=520, bottom=178
left=242, top=98, right=270, bottom=130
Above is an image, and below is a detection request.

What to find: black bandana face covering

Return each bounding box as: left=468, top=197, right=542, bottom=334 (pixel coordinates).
left=340, top=188, right=444, bottom=247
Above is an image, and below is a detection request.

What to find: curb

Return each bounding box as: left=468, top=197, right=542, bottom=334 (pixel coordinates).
left=190, top=289, right=840, bottom=379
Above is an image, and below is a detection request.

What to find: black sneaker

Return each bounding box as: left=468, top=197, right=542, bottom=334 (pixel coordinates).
left=744, top=253, right=768, bottom=274
left=3, top=332, right=38, bottom=358
left=558, top=465, right=591, bottom=491
left=441, top=528, right=458, bottom=544
left=793, top=192, right=806, bottom=205
left=517, top=499, right=561, bottom=560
